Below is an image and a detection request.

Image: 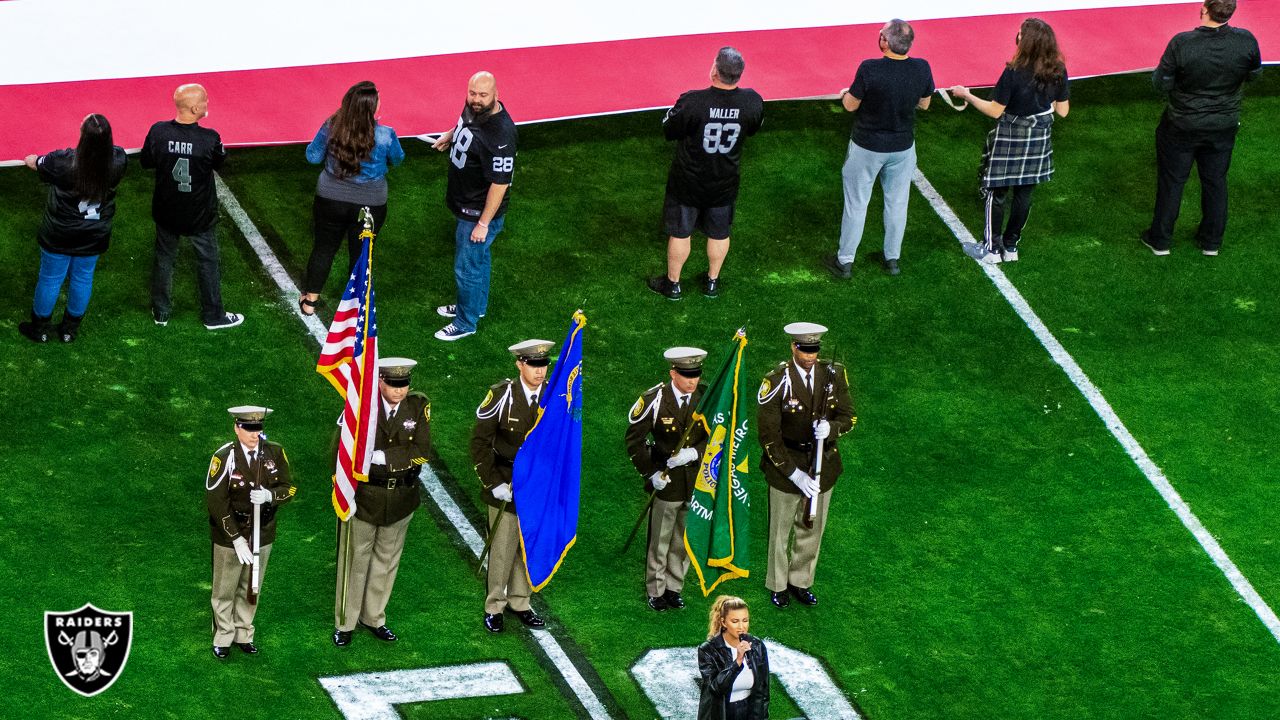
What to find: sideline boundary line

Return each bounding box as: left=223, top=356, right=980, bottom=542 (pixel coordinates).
left=913, top=169, right=1280, bottom=644
left=214, top=174, right=614, bottom=720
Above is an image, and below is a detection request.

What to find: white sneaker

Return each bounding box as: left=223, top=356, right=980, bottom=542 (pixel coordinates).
left=434, top=323, right=474, bottom=341
left=1002, top=247, right=1019, bottom=262
left=980, top=251, right=1003, bottom=265
left=205, top=312, right=245, bottom=330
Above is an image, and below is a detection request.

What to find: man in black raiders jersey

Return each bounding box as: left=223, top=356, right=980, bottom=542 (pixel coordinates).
left=431, top=71, right=517, bottom=342
left=647, top=47, right=764, bottom=300
left=140, top=84, right=243, bottom=330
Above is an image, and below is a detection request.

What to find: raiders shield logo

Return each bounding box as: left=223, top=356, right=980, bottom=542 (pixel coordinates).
left=45, top=603, right=132, bottom=697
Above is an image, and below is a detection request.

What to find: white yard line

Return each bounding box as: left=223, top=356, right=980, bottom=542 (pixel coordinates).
left=216, top=172, right=614, bottom=719
left=913, top=169, right=1280, bottom=644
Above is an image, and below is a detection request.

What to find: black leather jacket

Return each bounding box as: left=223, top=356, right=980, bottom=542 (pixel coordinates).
left=697, top=635, right=770, bottom=720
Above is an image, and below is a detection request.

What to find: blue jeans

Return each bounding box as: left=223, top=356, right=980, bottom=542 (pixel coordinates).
left=837, top=141, right=916, bottom=264
left=34, top=248, right=99, bottom=318
left=452, top=215, right=505, bottom=332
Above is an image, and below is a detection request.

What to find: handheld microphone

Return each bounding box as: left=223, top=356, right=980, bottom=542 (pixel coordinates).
left=737, top=633, right=754, bottom=645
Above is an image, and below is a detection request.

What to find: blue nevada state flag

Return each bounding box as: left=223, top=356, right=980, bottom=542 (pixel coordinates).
left=513, top=311, right=585, bottom=591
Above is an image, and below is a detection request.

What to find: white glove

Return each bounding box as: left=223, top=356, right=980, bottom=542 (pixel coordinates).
left=813, top=419, right=831, bottom=441
left=788, top=468, right=819, bottom=498
left=232, top=537, right=253, bottom=565
left=649, top=471, right=669, bottom=491
left=492, top=483, right=513, bottom=502
left=370, top=450, right=387, bottom=466
left=249, top=487, right=272, bottom=505
left=667, top=447, right=699, bottom=469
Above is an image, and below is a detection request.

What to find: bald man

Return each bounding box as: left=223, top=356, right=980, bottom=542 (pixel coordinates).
left=141, top=83, right=243, bottom=330
left=431, top=72, right=517, bottom=342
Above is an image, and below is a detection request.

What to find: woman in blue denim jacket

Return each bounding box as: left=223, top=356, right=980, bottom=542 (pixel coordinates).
left=300, top=81, right=404, bottom=315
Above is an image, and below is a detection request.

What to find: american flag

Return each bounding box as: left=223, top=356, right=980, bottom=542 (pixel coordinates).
left=315, top=214, right=379, bottom=521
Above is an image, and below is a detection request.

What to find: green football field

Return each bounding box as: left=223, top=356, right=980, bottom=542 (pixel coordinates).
left=4, top=69, right=1279, bottom=719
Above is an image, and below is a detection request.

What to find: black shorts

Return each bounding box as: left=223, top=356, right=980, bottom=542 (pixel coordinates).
left=662, top=194, right=735, bottom=240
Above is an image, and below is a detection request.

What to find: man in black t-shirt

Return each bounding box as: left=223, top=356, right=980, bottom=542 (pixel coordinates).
left=647, top=47, right=764, bottom=300
left=140, top=84, right=242, bottom=330
left=826, top=20, right=933, bottom=278
left=1142, top=0, right=1262, bottom=256
left=432, top=71, right=517, bottom=341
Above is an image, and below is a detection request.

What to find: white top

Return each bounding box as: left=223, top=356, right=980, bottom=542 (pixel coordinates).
left=723, top=636, right=754, bottom=702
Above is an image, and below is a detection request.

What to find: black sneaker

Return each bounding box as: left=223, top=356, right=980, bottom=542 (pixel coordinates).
left=883, top=258, right=901, bottom=276
left=822, top=254, right=852, bottom=279
left=1140, top=230, right=1170, bottom=256
left=646, top=275, right=681, bottom=300
left=205, top=312, right=245, bottom=330
left=701, top=273, right=720, bottom=298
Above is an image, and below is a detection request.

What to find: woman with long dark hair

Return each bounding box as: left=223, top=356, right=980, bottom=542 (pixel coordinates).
left=697, top=595, right=769, bottom=720
left=950, top=17, right=1071, bottom=264
left=300, top=81, right=404, bottom=315
left=19, top=114, right=128, bottom=342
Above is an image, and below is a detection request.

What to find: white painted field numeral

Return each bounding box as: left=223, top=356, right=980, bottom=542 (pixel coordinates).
left=320, top=661, right=522, bottom=720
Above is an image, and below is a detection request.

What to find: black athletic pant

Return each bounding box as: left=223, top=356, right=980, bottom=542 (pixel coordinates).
left=151, top=225, right=224, bottom=323
left=983, top=184, right=1035, bottom=252
left=1147, top=115, right=1237, bottom=252
left=304, top=197, right=388, bottom=294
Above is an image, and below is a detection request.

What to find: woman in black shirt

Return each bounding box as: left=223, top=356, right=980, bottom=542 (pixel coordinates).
left=20, top=114, right=128, bottom=342
left=951, top=18, right=1071, bottom=264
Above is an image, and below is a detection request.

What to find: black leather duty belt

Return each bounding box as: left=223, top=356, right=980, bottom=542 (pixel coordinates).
left=366, top=475, right=417, bottom=490
left=783, top=438, right=814, bottom=453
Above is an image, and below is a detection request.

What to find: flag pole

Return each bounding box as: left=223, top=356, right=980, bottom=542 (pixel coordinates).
left=248, top=457, right=263, bottom=605
left=475, top=500, right=510, bottom=577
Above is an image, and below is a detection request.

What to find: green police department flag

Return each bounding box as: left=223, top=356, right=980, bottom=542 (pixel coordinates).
left=684, top=329, right=753, bottom=596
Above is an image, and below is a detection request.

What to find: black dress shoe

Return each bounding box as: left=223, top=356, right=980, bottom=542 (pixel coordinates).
left=789, top=585, right=819, bottom=606
left=514, top=609, right=545, bottom=628
left=212, top=645, right=229, bottom=659
left=647, top=595, right=669, bottom=612
left=663, top=590, right=685, bottom=609
left=234, top=641, right=259, bottom=655
left=769, top=591, right=790, bottom=608
left=484, top=613, right=505, bottom=633
left=361, top=622, right=398, bottom=642
left=332, top=629, right=352, bottom=647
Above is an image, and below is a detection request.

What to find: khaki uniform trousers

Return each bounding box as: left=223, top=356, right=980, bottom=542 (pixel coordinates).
left=485, top=507, right=532, bottom=614
left=646, top=497, right=689, bottom=597
left=335, top=514, right=412, bottom=631
left=766, top=486, right=832, bottom=592
left=211, top=542, right=273, bottom=646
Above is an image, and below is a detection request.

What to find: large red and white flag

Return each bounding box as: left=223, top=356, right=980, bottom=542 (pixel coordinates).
left=0, top=1, right=1274, bottom=161
left=315, top=220, right=379, bottom=521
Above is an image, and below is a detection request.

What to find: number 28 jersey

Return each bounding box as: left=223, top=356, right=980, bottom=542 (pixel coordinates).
left=140, top=120, right=227, bottom=234
left=664, top=86, right=765, bottom=208
left=444, top=104, right=517, bottom=221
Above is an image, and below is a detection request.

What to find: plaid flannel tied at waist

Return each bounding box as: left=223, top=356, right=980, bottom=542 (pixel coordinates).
left=981, top=110, right=1056, bottom=189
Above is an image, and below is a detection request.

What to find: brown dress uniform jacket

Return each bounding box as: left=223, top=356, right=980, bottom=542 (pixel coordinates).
left=206, top=441, right=295, bottom=547
left=358, top=391, right=431, bottom=526
left=757, top=359, right=856, bottom=494
left=624, top=381, right=709, bottom=501
left=470, top=379, right=544, bottom=514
